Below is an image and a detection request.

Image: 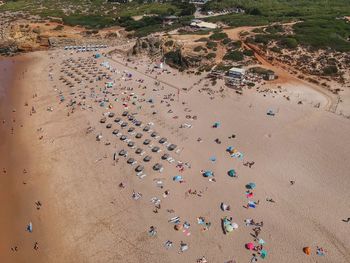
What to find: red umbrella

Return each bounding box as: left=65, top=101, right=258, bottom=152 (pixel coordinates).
left=246, top=242, right=254, bottom=250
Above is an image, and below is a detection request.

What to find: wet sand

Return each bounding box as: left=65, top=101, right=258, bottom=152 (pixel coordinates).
left=0, top=56, right=36, bottom=262
left=0, top=55, right=62, bottom=263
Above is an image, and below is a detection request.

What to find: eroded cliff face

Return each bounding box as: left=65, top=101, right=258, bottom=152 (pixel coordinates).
left=0, top=12, right=125, bottom=56
left=0, top=17, right=50, bottom=55
left=132, top=36, right=163, bottom=57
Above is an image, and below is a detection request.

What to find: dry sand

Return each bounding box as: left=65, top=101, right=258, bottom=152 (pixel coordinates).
left=0, top=49, right=349, bottom=263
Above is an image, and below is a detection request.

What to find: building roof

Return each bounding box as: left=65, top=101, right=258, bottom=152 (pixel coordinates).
left=229, top=67, right=246, bottom=74
left=190, top=21, right=217, bottom=29
left=164, top=15, right=179, bottom=20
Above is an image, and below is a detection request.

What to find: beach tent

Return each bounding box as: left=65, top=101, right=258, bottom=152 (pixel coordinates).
left=248, top=201, right=256, bottom=208
left=222, top=217, right=233, bottom=233
left=231, top=222, right=238, bottom=229
left=246, top=192, right=254, bottom=198
left=245, top=242, right=254, bottom=250
left=27, top=222, right=33, bottom=233
left=105, top=82, right=113, bottom=88
left=225, top=224, right=234, bottom=233
left=95, top=53, right=101, bottom=59
left=246, top=182, right=256, bottom=189
left=228, top=169, right=236, bottom=177
left=213, top=122, right=220, bottom=128
left=203, top=170, right=213, bottom=177
left=226, top=146, right=234, bottom=153
left=267, top=109, right=275, bottom=116
left=303, top=247, right=311, bottom=255
left=173, top=175, right=183, bottom=182
left=258, top=238, right=265, bottom=245
left=260, top=249, right=268, bottom=259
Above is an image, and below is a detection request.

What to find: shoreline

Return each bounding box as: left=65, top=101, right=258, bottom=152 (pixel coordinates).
left=0, top=55, right=48, bottom=262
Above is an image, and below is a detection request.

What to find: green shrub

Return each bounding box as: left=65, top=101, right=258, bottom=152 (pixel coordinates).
left=193, top=46, right=203, bottom=52
left=206, top=52, right=216, bottom=59
left=63, top=15, right=114, bottom=28
left=206, top=41, right=217, bottom=49
left=229, top=41, right=242, bottom=49
left=243, top=49, right=254, bottom=56
left=215, top=63, right=232, bottom=72
left=209, top=32, right=228, bottom=41
left=293, top=19, right=350, bottom=52
left=195, top=37, right=209, bottom=42
left=323, top=65, right=338, bottom=75
left=280, top=37, right=298, bottom=49
left=266, top=24, right=284, bottom=34
left=224, top=50, right=244, bottom=61
left=254, top=34, right=270, bottom=45
left=270, top=46, right=282, bottom=53
left=222, top=38, right=232, bottom=45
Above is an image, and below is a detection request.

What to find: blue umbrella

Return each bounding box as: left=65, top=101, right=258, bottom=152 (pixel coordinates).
left=228, top=169, right=236, bottom=177
left=210, top=156, right=216, bottom=162
left=246, top=182, right=256, bottom=189
left=203, top=170, right=213, bottom=177
left=173, top=175, right=183, bottom=182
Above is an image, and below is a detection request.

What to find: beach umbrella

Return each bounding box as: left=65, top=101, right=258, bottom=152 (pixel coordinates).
left=246, top=182, right=256, bottom=189
left=246, top=192, right=254, bottom=198
left=245, top=242, right=254, bottom=250
left=228, top=169, right=236, bottom=177
left=248, top=201, right=256, bottom=208
left=173, top=175, right=183, bottom=182
left=267, top=109, right=275, bottom=116
left=213, top=122, right=220, bottom=128
left=260, top=249, right=268, bottom=259
left=27, top=222, right=33, bottom=233
left=203, top=170, right=213, bottom=177
left=174, top=224, right=183, bottom=231
left=225, top=224, right=234, bottom=233
left=258, top=238, right=265, bottom=245
left=303, top=247, right=311, bottom=255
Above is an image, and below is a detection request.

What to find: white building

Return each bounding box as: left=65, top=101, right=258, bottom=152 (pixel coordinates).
left=228, top=67, right=246, bottom=79
left=190, top=20, right=217, bottom=29
left=190, top=0, right=209, bottom=4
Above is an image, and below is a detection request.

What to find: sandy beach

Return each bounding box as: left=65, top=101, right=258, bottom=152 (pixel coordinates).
left=1, top=48, right=349, bottom=263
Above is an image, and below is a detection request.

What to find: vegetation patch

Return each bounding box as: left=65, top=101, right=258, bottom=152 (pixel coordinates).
left=206, top=41, right=218, bottom=49
left=63, top=15, right=114, bottom=28
left=206, top=52, right=216, bottom=59
left=322, top=65, right=338, bottom=75
left=224, top=50, right=244, bottom=61
left=193, top=46, right=206, bottom=52
left=243, top=49, right=254, bottom=56
left=209, top=32, right=228, bottom=41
